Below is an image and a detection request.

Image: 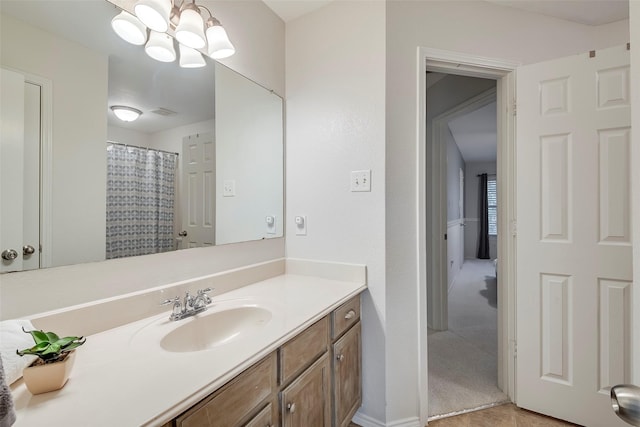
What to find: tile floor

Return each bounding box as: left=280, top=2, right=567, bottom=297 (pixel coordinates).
left=350, top=403, right=580, bottom=427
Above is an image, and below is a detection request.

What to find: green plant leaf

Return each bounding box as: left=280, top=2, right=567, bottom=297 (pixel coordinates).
left=55, top=336, right=79, bottom=348
left=45, top=331, right=60, bottom=342
left=62, top=339, right=86, bottom=352
left=24, top=328, right=48, bottom=344
left=17, top=341, right=50, bottom=356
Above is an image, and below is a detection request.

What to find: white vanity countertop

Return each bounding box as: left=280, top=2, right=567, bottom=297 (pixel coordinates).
left=11, top=273, right=366, bottom=426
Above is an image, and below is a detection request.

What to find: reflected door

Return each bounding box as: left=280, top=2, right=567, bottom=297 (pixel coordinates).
left=0, top=68, right=40, bottom=272
left=180, top=133, right=215, bottom=249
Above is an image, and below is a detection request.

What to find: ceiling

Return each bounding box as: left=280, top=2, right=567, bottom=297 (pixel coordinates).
left=1, top=0, right=215, bottom=134
left=264, top=0, right=628, bottom=25
left=447, top=101, right=497, bottom=163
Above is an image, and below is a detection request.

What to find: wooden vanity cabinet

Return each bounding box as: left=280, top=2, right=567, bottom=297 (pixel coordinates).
left=167, top=293, right=362, bottom=427
left=331, top=295, right=362, bottom=427
left=174, top=353, right=277, bottom=427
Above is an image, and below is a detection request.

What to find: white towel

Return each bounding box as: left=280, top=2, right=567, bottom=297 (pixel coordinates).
left=0, top=320, right=37, bottom=386
left=0, top=356, right=16, bottom=427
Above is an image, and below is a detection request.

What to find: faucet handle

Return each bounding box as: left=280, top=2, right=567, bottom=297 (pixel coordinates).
left=161, top=296, right=180, bottom=306
left=198, top=287, right=213, bottom=303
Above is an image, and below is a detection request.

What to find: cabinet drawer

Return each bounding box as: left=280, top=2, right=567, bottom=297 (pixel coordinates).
left=176, top=352, right=277, bottom=427
left=244, top=403, right=274, bottom=427
left=279, top=316, right=329, bottom=385
left=331, top=295, right=360, bottom=339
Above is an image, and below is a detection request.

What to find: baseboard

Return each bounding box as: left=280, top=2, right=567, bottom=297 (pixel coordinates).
left=388, top=417, right=421, bottom=427
left=352, top=413, right=420, bottom=427
left=352, top=412, right=386, bottom=427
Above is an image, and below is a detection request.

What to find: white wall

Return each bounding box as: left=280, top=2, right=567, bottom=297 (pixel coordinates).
left=215, top=64, right=284, bottom=244
left=0, top=0, right=286, bottom=318
left=1, top=14, right=108, bottom=267
left=446, top=129, right=465, bottom=286
left=465, top=162, right=497, bottom=259
left=285, top=1, right=387, bottom=423
left=630, top=0, right=640, bottom=385
left=384, top=2, right=629, bottom=423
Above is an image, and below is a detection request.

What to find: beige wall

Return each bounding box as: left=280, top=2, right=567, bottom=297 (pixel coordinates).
left=285, top=1, right=387, bottom=422
left=1, top=14, right=108, bottom=267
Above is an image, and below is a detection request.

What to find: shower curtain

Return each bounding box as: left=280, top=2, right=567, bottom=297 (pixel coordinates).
left=106, top=143, right=178, bottom=259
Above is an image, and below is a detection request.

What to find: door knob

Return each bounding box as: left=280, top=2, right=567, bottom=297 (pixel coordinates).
left=178, top=231, right=188, bottom=237
left=23, top=245, right=35, bottom=256
left=1, top=249, right=18, bottom=261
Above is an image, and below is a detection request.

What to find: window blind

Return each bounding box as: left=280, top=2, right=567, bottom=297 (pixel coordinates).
left=488, top=178, right=497, bottom=235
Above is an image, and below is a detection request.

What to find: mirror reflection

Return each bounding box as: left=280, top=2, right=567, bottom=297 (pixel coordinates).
left=0, top=1, right=284, bottom=273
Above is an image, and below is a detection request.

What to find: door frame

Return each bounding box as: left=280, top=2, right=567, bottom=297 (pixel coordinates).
left=416, top=47, right=518, bottom=424
left=428, top=87, right=497, bottom=332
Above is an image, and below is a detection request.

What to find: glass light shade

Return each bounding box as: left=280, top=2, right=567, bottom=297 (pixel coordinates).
left=145, top=31, right=176, bottom=62
left=179, top=44, right=206, bottom=68
left=111, top=11, right=147, bottom=45
left=175, top=7, right=206, bottom=49
left=111, top=106, right=142, bottom=122
left=205, top=22, right=235, bottom=59
left=134, top=0, right=171, bottom=32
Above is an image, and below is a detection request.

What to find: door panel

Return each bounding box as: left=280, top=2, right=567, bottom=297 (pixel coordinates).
left=23, top=81, right=41, bottom=271
left=516, top=45, right=631, bottom=426
left=1, top=69, right=25, bottom=273
left=180, top=132, right=215, bottom=249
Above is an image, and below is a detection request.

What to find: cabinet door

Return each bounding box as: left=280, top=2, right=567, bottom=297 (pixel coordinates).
left=281, top=353, right=331, bottom=427
left=244, top=403, right=274, bottom=427
left=332, top=322, right=361, bottom=427
left=176, top=353, right=277, bottom=427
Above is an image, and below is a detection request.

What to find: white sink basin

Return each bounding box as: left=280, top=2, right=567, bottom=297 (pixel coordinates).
left=161, top=306, right=272, bottom=352
left=131, top=303, right=273, bottom=353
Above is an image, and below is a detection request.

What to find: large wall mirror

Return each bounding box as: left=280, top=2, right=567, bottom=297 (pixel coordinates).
left=0, top=0, right=284, bottom=273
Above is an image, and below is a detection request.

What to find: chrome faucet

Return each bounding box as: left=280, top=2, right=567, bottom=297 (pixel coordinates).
left=161, top=288, right=213, bottom=321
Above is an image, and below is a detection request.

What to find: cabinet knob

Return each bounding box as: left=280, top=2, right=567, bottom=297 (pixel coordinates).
left=336, top=353, right=345, bottom=362
left=344, top=310, right=356, bottom=320
left=287, top=402, right=296, bottom=413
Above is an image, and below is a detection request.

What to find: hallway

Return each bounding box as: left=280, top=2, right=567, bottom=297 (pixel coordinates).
left=428, top=259, right=507, bottom=417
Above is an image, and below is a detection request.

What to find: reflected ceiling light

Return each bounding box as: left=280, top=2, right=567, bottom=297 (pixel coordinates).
left=175, top=3, right=206, bottom=49
left=134, top=0, right=171, bottom=32
left=111, top=106, right=143, bottom=122
left=179, top=44, right=206, bottom=68
left=111, top=11, right=147, bottom=45
left=145, top=31, right=176, bottom=62
left=205, top=17, right=235, bottom=59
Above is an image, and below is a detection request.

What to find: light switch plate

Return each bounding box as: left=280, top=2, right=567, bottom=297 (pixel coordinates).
left=351, top=170, right=371, bottom=192
left=223, top=179, right=235, bottom=197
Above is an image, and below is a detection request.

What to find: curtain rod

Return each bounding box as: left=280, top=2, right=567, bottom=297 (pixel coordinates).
left=107, top=140, right=179, bottom=156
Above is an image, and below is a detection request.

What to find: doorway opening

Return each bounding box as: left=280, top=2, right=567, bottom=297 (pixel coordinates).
left=425, top=76, right=507, bottom=417
left=416, top=48, right=518, bottom=426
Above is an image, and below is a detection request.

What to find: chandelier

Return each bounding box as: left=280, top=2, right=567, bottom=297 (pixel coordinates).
left=111, top=0, right=235, bottom=68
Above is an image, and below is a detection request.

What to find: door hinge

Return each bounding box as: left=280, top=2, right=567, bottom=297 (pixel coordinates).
left=511, top=340, right=517, bottom=359
left=513, top=99, right=517, bottom=116
left=39, top=243, right=42, bottom=253
left=511, top=221, right=517, bottom=237
left=444, top=233, right=448, bottom=240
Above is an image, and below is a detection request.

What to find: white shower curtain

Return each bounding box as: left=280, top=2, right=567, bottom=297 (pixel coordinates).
left=106, top=143, right=178, bottom=259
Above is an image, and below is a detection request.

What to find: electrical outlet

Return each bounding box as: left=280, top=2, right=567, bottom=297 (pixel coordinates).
left=266, top=215, right=276, bottom=234
left=295, top=215, right=307, bottom=236
left=350, top=170, right=371, bottom=192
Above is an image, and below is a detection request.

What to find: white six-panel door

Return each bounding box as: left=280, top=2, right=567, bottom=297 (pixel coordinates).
left=516, top=45, right=632, bottom=426
left=180, top=132, right=215, bottom=249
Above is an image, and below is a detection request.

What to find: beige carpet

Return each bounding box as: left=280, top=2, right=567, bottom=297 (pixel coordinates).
left=428, top=259, right=508, bottom=416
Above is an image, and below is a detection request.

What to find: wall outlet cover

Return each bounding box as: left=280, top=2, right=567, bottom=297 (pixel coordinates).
left=223, top=179, right=236, bottom=197
left=350, top=170, right=371, bottom=192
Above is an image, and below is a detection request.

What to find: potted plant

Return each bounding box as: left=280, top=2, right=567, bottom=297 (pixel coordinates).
left=16, top=328, right=86, bottom=394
